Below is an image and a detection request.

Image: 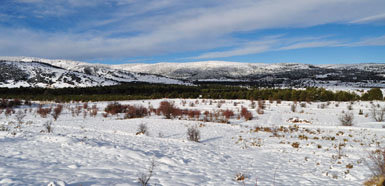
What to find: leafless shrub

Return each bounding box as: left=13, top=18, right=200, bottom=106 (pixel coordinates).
left=339, top=112, right=354, bottom=126
left=0, top=124, right=9, bottom=131
left=300, top=103, right=306, bottom=108
left=157, top=101, right=181, bottom=119
left=222, top=109, right=234, bottom=119
left=187, top=126, right=200, bottom=142
left=347, top=104, right=353, bottom=110
left=83, top=110, right=87, bottom=119
left=15, top=110, right=26, bottom=126
left=291, top=104, right=296, bottom=112
left=5, top=108, right=15, bottom=117
left=83, top=102, right=88, bottom=110
left=44, top=120, right=53, bottom=133
left=51, top=104, right=63, bottom=121
left=138, top=159, right=156, bottom=186
left=136, top=123, right=149, bottom=136
left=257, top=107, right=264, bottom=115
left=104, top=102, right=128, bottom=115
left=364, top=149, right=385, bottom=186
left=37, top=105, right=51, bottom=118
left=90, top=104, right=98, bottom=117
left=240, top=107, right=253, bottom=121
left=371, top=105, right=385, bottom=122
left=125, top=105, right=148, bottom=119
left=258, top=99, right=265, bottom=110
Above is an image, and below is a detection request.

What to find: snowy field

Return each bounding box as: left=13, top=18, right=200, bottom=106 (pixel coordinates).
left=1, top=99, right=385, bottom=185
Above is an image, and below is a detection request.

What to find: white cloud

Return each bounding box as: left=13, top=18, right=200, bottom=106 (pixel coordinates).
left=350, top=13, right=385, bottom=24
left=193, top=34, right=385, bottom=59
left=1, top=0, right=385, bottom=60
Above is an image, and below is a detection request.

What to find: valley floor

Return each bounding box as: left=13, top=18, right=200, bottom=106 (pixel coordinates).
left=1, top=99, right=385, bottom=185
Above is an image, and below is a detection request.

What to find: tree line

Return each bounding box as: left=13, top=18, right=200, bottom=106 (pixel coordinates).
left=0, top=83, right=382, bottom=102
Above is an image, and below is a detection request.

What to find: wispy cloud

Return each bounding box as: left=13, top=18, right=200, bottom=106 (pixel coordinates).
left=350, top=13, right=385, bottom=24
left=0, top=0, right=385, bottom=60
left=193, top=34, right=385, bottom=59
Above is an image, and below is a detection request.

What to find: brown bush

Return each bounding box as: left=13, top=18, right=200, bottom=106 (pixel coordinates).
left=52, top=104, right=63, bottom=121
left=222, top=109, right=234, bottom=119
left=37, top=105, right=51, bottom=118
left=157, top=101, right=181, bottom=119
left=125, top=105, right=148, bottom=119
left=104, top=102, right=128, bottom=115
left=240, top=107, right=253, bottom=120
left=90, top=104, right=98, bottom=117
left=258, top=99, right=265, bottom=110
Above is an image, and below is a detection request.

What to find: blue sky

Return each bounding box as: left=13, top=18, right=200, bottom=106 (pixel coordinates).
left=0, top=0, right=385, bottom=64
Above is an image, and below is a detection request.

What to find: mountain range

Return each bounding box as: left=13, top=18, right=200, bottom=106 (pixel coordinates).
left=1, top=57, right=384, bottom=88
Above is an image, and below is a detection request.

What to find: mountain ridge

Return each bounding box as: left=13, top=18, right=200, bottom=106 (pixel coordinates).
left=1, top=56, right=385, bottom=88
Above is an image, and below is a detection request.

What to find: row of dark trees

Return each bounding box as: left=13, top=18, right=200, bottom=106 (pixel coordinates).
left=0, top=83, right=382, bottom=102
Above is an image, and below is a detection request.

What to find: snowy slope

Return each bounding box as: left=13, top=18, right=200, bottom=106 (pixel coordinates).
left=0, top=57, right=186, bottom=87
left=1, top=56, right=385, bottom=88
left=115, top=61, right=312, bottom=80
left=0, top=99, right=384, bottom=185
left=0, top=61, right=117, bottom=88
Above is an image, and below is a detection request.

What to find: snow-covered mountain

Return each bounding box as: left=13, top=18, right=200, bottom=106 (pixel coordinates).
left=0, top=57, right=185, bottom=88
left=1, top=57, right=385, bottom=88
left=117, top=61, right=385, bottom=88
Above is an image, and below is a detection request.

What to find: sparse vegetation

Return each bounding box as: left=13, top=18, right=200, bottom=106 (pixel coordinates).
left=339, top=112, right=354, bottom=126
left=187, top=126, right=200, bottom=142
left=138, top=159, right=156, bottom=186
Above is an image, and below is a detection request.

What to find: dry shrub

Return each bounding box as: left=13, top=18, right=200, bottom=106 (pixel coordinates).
left=240, top=107, right=253, bottom=121
left=339, top=112, right=354, bottom=126
left=136, top=123, right=149, bottom=135
left=258, top=99, right=266, bottom=109
left=138, top=159, right=156, bottom=186
left=291, top=104, right=296, bottom=112
left=250, top=99, right=256, bottom=109
left=125, top=105, right=148, bottom=119
left=83, top=102, right=88, bottom=110
left=187, top=110, right=200, bottom=119
left=222, top=109, right=234, bottom=119
left=0, top=99, right=22, bottom=109
left=5, top=107, right=15, bottom=117
left=300, top=103, right=306, bottom=108
left=257, top=108, right=264, bottom=115
left=52, top=104, right=63, bottom=121
left=37, top=105, right=51, bottom=118
left=44, top=120, right=53, bottom=133
left=371, top=105, right=385, bottom=122
left=292, top=142, right=300, bottom=148
left=104, top=102, right=128, bottom=115
left=15, top=110, right=26, bottom=125
left=365, top=149, right=385, bottom=186
left=187, top=126, right=200, bottom=142
left=157, top=101, right=181, bottom=119
left=90, top=104, right=98, bottom=117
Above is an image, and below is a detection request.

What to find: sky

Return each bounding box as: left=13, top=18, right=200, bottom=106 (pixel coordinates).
left=0, top=0, right=385, bottom=64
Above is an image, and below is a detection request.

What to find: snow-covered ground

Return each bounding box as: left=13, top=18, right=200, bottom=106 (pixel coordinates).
left=1, top=99, right=385, bottom=185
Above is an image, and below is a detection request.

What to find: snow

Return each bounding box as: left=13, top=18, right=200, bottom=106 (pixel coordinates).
left=0, top=99, right=384, bottom=185
left=0, top=57, right=187, bottom=86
